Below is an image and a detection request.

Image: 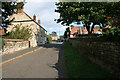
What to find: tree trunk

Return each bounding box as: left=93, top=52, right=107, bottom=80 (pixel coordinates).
left=90, top=23, right=95, bottom=34
left=85, top=24, right=91, bottom=34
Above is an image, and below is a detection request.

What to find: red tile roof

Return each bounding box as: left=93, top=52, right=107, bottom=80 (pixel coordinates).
left=70, top=27, right=80, bottom=35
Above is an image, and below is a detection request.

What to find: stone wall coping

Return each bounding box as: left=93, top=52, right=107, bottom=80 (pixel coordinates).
left=4, top=39, right=28, bottom=42
left=70, top=38, right=120, bottom=42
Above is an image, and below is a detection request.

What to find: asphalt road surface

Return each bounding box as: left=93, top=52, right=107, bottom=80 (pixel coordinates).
left=2, top=42, right=66, bottom=78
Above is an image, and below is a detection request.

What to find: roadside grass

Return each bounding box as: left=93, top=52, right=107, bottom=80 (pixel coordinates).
left=0, top=36, right=2, bottom=50
left=64, top=41, right=119, bottom=78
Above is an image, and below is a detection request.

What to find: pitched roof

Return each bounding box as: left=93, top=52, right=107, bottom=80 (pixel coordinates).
left=71, top=26, right=80, bottom=35
left=9, top=11, right=47, bottom=32
left=50, top=34, right=58, bottom=37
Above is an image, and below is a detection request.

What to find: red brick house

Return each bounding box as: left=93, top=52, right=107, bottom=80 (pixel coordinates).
left=70, top=26, right=101, bottom=38
left=0, top=29, right=5, bottom=36
left=80, top=27, right=88, bottom=34
left=70, top=27, right=80, bottom=38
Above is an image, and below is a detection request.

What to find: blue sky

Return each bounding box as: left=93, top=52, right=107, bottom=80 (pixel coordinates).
left=24, top=0, right=97, bottom=37
left=24, top=0, right=70, bottom=37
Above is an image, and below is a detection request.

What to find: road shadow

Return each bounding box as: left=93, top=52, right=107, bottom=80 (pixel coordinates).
left=38, top=42, right=62, bottom=49
left=38, top=42, right=67, bottom=78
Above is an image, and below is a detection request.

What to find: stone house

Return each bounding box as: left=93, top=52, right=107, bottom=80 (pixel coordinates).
left=7, top=4, right=47, bottom=47
left=49, top=34, right=58, bottom=40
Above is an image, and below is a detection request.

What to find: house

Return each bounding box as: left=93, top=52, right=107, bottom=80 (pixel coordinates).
left=69, top=26, right=88, bottom=38
left=69, top=26, right=101, bottom=38
left=70, top=26, right=80, bottom=38
left=0, top=28, right=5, bottom=36
left=49, top=33, right=58, bottom=40
left=7, top=3, right=47, bottom=47
left=93, top=26, right=102, bottom=34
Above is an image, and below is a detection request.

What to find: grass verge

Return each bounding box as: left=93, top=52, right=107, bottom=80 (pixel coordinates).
left=64, top=41, right=119, bottom=78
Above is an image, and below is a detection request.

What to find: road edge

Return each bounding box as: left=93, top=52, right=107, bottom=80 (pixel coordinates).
left=0, top=47, right=43, bottom=66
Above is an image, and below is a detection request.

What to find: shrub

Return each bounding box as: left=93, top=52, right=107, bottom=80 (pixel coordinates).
left=0, top=38, right=5, bottom=50
left=101, top=27, right=120, bottom=42
left=47, top=35, right=52, bottom=43
left=8, top=24, right=32, bottom=40
left=52, top=40, right=58, bottom=41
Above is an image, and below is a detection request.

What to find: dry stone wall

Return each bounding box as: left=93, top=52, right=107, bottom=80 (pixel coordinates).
left=69, top=38, right=120, bottom=74
left=0, top=39, right=29, bottom=55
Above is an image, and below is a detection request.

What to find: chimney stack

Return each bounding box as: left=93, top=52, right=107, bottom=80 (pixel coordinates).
left=33, top=14, right=36, bottom=21
left=38, top=20, right=40, bottom=24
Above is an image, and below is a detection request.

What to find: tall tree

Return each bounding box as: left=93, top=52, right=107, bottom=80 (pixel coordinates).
left=55, top=2, right=120, bottom=34
left=2, top=2, right=25, bottom=28
left=2, top=2, right=17, bottom=28
left=64, top=27, right=70, bottom=38
left=104, top=2, right=120, bottom=27
left=52, top=31, right=57, bottom=35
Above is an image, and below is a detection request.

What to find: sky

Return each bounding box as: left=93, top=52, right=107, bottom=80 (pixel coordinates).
left=1, top=0, right=97, bottom=36
left=24, top=0, right=70, bottom=37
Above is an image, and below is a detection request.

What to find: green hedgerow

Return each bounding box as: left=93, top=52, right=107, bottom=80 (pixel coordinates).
left=47, top=35, right=52, bottom=43
left=0, top=38, right=5, bottom=50
left=101, top=27, right=120, bottom=42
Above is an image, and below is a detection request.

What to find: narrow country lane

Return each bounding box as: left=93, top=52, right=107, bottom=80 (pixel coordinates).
left=2, top=42, right=65, bottom=78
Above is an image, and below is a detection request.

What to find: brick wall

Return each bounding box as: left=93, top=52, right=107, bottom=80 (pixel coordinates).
left=0, top=39, right=29, bottom=55
left=69, top=38, right=120, bottom=74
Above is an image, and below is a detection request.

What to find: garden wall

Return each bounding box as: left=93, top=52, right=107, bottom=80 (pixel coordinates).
left=69, top=38, right=120, bottom=74
left=0, top=39, right=29, bottom=55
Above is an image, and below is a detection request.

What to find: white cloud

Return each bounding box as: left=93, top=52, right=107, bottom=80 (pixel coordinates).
left=48, top=27, right=53, bottom=32
left=56, top=26, right=69, bottom=32
left=24, top=1, right=67, bottom=36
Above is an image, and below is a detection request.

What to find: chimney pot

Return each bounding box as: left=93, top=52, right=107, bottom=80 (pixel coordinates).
left=33, top=15, right=36, bottom=21
left=38, top=20, right=40, bottom=24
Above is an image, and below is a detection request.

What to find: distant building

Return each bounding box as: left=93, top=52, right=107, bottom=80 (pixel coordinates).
left=70, top=27, right=80, bottom=38
left=49, top=33, right=58, bottom=40
left=93, top=26, right=102, bottom=34
left=69, top=25, right=101, bottom=38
